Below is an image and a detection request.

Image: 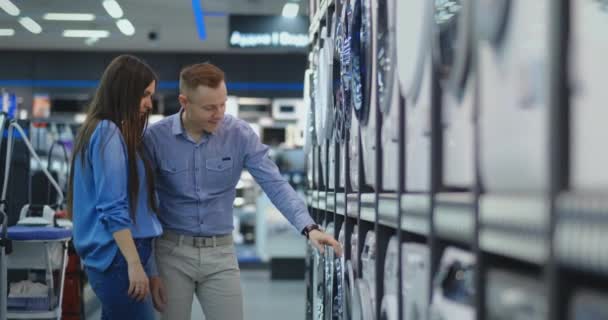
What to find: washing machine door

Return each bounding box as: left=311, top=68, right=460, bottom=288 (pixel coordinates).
left=349, top=0, right=374, bottom=125
left=396, top=0, right=432, bottom=103
left=304, top=68, right=316, bottom=155
left=336, top=223, right=347, bottom=319
left=384, top=237, right=399, bottom=296
left=569, top=0, right=608, bottom=190
left=361, top=231, right=377, bottom=295
left=433, top=0, right=473, bottom=98
left=340, top=0, right=353, bottom=140
left=313, top=246, right=326, bottom=319
left=332, top=5, right=346, bottom=145
left=376, top=0, right=396, bottom=116
left=322, top=27, right=336, bottom=144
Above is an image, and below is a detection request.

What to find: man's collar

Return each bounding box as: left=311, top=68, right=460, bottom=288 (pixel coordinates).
left=172, top=109, right=216, bottom=138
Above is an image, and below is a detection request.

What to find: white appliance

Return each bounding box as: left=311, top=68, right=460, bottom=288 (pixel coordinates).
left=398, top=0, right=433, bottom=192
left=360, top=230, right=377, bottom=319
left=430, top=247, right=476, bottom=320
left=569, top=0, right=608, bottom=191
left=324, top=223, right=335, bottom=319
left=377, top=0, right=400, bottom=192
left=351, top=224, right=360, bottom=277
left=337, top=223, right=347, bottom=319
left=436, top=0, right=476, bottom=189
left=477, top=0, right=552, bottom=193
left=402, top=243, right=430, bottom=320
left=359, top=0, right=379, bottom=191
left=486, top=269, right=547, bottom=320
left=380, top=236, right=399, bottom=320
left=349, top=108, right=362, bottom=192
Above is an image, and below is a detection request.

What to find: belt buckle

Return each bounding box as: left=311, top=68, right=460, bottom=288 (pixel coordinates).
left=193, top=236, right=215, bottom=248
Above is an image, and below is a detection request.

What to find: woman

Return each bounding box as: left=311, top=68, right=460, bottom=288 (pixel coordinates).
left=67, top=54, right=162, bottom=319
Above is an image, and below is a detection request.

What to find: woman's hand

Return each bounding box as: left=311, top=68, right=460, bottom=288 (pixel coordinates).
left=127, top=261, right=150, bottom=301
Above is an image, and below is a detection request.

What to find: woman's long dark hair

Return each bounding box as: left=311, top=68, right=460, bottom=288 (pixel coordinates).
left=67, top=54, right=158, bottom=221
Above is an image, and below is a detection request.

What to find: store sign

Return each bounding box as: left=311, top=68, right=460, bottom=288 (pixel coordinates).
left=228, top=15, right=309, bottom=49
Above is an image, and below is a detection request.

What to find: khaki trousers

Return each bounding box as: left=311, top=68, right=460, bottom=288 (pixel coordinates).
left=156, top=233, right=243, bottom=320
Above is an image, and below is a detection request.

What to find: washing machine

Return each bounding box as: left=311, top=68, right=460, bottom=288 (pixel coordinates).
left=351, top=224, right=360, bottom=277
left=380, top=236, right=399, bottom=320
left=430, top=247, right=476, bottom=320
left=570, top=290, right=608, bottom=319
left=333, top=1, right=349, bottom=190
left=376, top=0, right=400, bottom=192
left=346, top=0, right=369, bottom=192
left=324, top=223, right=336, bottom=320
left=304, top=68, right=317, bottom=189
left=313, top=238, right=326, bottom=320
left=357, top=0, right=379, bottom=191
left=402, top=243, right=430, bottom=320
left=318, top=26, right=335, bottom=189
left=486, top=269, right=547, bottom=320
left=569, top=0, right=608, bottom=191
left=435, top=0, right=476, bottom=189
left=399, top=0, right=433, bottom=192
left=335, top=223, right=346, bottom=320
left=360, top=230, right=377, bottom=319
left=477, top=0, right=552, bottom=192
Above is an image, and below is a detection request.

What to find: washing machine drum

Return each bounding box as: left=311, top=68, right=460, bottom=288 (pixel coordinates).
left=337, top=224, right=347, bottom=319
left=316, top=27, right=332, bottom=144
left=313, top=246, right=326, bottom=319
left=433, top=0, right=473, bottom=96
left=345, top=261, right=363, bottom=320
left=376, top=0, right=398, bottom=116
left=361, top=231, right=377, bottom=287
left=349, top=0, right=373, bottom=125
left=339, top=0, right=353, bottom=137
left=330, top=7, right=345, bottom=144
left=476, top=0, right=510, bottom=46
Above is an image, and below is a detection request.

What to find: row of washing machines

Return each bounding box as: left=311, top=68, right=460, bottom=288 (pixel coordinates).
left=308, top=220, right=608, bottom=320
left=304, top=0, right=608, bottom=198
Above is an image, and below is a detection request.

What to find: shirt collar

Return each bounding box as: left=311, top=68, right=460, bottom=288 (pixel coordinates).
left=172, top=109, right=217, bottom=138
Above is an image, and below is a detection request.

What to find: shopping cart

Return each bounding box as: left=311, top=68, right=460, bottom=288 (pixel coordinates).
left=0, top=115, right=72, bottom=320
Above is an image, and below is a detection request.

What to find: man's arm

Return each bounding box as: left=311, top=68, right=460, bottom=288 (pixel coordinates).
left=241, top=123, right=341, bottom=255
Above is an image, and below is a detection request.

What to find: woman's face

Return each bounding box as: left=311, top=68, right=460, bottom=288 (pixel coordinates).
left=139, top=80, right=156, bottom=116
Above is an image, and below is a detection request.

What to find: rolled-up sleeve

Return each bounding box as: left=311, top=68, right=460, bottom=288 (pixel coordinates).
left=90, top=123, right=132, bottom=234
left=241, top=124, right=314, bottom=233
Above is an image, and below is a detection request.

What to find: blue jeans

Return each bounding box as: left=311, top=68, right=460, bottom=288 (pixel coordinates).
left=85, top=238, right=155, bottom=320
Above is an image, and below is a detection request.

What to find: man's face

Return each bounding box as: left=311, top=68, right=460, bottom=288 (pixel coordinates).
left=182, top=81, right=227, bottom=133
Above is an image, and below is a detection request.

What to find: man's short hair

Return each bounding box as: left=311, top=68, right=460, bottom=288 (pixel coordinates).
left=179, top=62, right=225, bottom=97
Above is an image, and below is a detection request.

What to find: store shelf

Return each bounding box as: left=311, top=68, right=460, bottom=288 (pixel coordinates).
left=360, top=193, right=376, bottom=223
left=346, top=193, right=358, bottom=219
left=378, top=193, right=399, bottom=229
left=555, top=192, right=608, bottom=276
left=326, top=191, right=336, bottom=212
left=401, top=194, right=431, bottom=236
left=336, top=192, right=345, bottom=216
left=479, top=194, right=550, bottom=265
left=308, top=0, right=334, bottom=40
left=435, top=192, right=476, bottom=245
left=319, top=191, right=327, bottom=210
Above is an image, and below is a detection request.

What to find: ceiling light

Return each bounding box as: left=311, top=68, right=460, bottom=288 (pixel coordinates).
left=116, top=18, right=135, bottom=36
left=282, top=3, right=299, bottom=18
left=19, top=17, right=42, bottom=34
left=63, top=30, right=110, bottom=38
left=102, top=0, right=123, bottom=19
left=43, top=13, right=96, bottom=21
left=0, top=28, right=14, bottom=36
left=0, top=0, right=19, bottom=16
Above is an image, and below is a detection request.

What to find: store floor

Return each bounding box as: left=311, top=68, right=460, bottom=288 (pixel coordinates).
left=85, top=269, right=306, bottom=320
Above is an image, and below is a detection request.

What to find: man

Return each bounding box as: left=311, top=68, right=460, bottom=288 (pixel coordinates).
left=143, top=62, right=341, bottom=320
